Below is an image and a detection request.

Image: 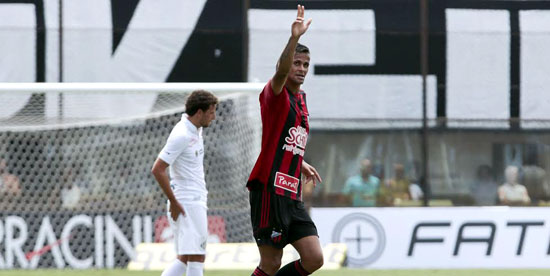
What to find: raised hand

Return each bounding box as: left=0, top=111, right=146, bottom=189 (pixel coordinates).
left=291, top=5, right=312, bottom=38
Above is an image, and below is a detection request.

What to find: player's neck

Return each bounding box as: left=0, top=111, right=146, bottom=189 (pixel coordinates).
left=285, top=83, right=301, bottom=95
left=187, top=116, right=201, bottom=129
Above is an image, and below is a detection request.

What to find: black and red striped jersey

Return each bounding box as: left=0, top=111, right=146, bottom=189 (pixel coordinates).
left=247, top=80, right=309, bottom=201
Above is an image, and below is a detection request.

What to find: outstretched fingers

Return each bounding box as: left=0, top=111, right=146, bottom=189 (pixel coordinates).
left=306, top=18, right=312, bottom=28
left=290, top=5, right=311, bottom=38
left=298, top=5, right=311, bottom=29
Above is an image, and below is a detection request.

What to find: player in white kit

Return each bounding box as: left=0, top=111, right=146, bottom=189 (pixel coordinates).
left=151, top=90, right=218, bottom=276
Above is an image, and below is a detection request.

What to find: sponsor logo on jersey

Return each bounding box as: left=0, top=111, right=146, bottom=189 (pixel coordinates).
left=282, top=126, right=307, bottom=156
left=274, top=172, right=299, bottom=194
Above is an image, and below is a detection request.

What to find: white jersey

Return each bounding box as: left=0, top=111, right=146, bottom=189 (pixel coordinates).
left=499, top=183, right=530, bottom=203
left=158, top=114, right=207, bottom=207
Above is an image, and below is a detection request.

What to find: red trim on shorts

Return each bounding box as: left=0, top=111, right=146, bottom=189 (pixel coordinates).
left=260, top=190, right=271, bottom=228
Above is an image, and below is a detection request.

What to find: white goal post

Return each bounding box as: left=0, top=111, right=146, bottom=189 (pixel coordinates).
left=0, top=82, right=264, bottom=130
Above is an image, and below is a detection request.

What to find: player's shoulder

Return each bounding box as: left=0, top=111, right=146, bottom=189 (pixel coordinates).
left=173, top=120, right=190, bottom=134
left=261, top=79, right=274, bottom=95
left=168, top=121, right=193, bottom=141
left=262, top=79, right=290, bottom=96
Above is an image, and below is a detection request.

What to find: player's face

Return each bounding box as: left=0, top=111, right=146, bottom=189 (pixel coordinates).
left=288, top=53, right=310, bottom=85
left=200, top=104, right=217, bottom=127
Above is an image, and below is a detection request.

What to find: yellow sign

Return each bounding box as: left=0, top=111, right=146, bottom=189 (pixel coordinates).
left=128, top=243, right=346, bottom=271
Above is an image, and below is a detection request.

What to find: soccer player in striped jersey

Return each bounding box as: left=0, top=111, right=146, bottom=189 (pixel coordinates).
left=151, top=90, right=218, bottom=276
left=247, top=5, right=323, bottom=276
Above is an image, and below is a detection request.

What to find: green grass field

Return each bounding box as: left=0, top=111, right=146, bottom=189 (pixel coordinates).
left=2, top=269, right=550, bottom=276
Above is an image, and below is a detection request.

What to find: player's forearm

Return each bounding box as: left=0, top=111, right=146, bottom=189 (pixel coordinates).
left=153, top=171, right=178, bottom=204
left=275, top=36, right=300, bottom=78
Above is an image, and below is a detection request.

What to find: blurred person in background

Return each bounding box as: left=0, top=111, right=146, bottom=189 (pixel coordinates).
left=342, top=158, right=380, bottom=207
left=380, top=163, right=411, bottom=206
left=0, top=157, right=21, bottom=208
left=522, top=158, right=550, bottom=205
left=406, top=160, right=424, bottom=202
left=470, top=165, right=498, bottom=206
left=498, top=165, right=531, bottom=206
left=60, top=165, right=82, bottom=210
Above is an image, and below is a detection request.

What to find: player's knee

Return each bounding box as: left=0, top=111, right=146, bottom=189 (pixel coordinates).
left=260, top=257, right=282, bottom=271
left=302, top=252, right=323, bottom=272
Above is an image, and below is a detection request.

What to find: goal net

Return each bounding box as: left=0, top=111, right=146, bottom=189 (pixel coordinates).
left=0, top=83, right=263, bottom=268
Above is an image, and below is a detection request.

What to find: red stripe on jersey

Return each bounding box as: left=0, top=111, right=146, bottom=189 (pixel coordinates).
left=281, top=98, right=302, bottom=174
left=279, top=150, right=295, bottom=176
left=291, top=93, right=309, bottom=201
left=290, top=97, right=304, bottom=201
left=295, top=94, right=309, bottom=182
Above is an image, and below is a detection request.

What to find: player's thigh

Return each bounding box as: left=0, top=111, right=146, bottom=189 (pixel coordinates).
left=182, top=204, right=207, bottom=238
left=291, top=235, right=323, bottom=262
left=287, top=201, right=318, bottom=245
left=249, top=190, right=292, bottom=248
left=174, top=204, right=208, bottom=255
left=188, top=204, right=208, bottom=234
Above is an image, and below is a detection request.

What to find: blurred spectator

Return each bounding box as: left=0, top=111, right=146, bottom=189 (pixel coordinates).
left=372, top=162, right=385, bottom=180
left=381, top=163, right=411, bottom=206
left=60, top=165, right=82, bottom=209
left=407, top=160, right=424, bottom=201
left=0, top=158, right=21, bottom=198
left=470, top=165, right=498, bottom=206
left=409, top=183, right=424, bottom=201
left=342, top=159, right=380, bottom=207
left=522, top=164, right=549, bottom=204
left=498, top=165, right=531, bottom=206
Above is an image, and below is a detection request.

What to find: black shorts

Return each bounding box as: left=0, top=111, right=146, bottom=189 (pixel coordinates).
left=249, top=189, right=318, bottom=249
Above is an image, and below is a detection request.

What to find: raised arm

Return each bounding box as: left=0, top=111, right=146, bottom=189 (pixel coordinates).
left=271, top=5, right=312, bottom=95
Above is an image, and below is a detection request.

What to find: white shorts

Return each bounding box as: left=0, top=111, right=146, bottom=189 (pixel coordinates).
left=167, top=201, right=208, bottom=255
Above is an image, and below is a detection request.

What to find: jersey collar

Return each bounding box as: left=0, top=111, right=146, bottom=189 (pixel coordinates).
left=182, top=114, right=201, bottom=135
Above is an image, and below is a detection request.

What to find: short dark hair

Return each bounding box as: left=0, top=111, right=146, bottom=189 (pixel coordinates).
left=296, top=43, right=309, bottom=54
left=185, top=90, right=218, bottom=116
left=275, top=43, right=310, bottom=70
